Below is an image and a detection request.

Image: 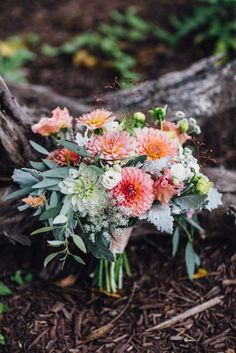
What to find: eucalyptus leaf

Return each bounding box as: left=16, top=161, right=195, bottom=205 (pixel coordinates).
left=172, top=227, right=180, bottom=257
left=31, top=226, right=56, bottom=235
left=72, top=254, right=85, bottom=265
left=32, top=178, right=61, bottom=189
left=58, top=140, right=91, bottom=157
left=42, top=167, right=69, bottom=179
left=30, top=161, right=46, bottom=171
left=5, top=187, right=33, bottom=201
left=39, top=207, right=61, bottom=221
left=185, top=242, right=200, bottom=279
left=12, top=169, right=41, bottom=188
left=47, top=240, right=64, bottom=247
left=30, top=141, right=49, bottom=155
left=53, top=214, right=68, bottom=224
left=72, top=234, right=87, bottom=253
left=42, top=159, right=58, bottom=169
left=44, top=252, right=59, bottom=267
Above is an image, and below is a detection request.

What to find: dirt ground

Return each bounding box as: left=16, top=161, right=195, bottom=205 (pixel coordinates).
left=0, top=0, right=235, bottom=352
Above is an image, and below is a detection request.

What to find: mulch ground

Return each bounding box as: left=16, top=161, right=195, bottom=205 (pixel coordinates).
left=1, top=235, right=236, bottom=353
left=0, top=0, right=236, bottom=352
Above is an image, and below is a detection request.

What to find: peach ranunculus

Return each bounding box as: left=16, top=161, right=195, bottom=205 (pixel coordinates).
left=22, top=195, right=46, bottom=208
left=135, top=127, right=178, bottom=161
left=112, top=167, right=154, bottom=217
left=163, top=121, right=191, bottom=145
left=32, top=107, right=73, bottom=136
left=154, top=169, right=184, bottom=205
left=87, top=131, right=135, bottom=160
left=76, top=109, right=116, bottom=130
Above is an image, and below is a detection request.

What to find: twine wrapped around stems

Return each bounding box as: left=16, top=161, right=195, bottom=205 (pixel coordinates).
left=111, top=227, right=133, bottom=254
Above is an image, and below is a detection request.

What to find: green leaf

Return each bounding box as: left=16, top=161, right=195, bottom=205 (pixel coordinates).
left=72, top=234, right=87, bottom=253
left=125, top=155, right=147, bottom=167
left=184, top=217, right=204, bottom=232
left=72, top=254, right=85, bottom=265
left=32, top=178, right=61, bottom=189
left=30, top=141, right=49, bottom=155
left=12, top=169, right=41, bottom=188
left=11, top=270, right=25, bottom=286
left=172, top=227, right=180, bottom=257
left=49, top=191, right=58, bottom=208
left=58, top=140, right=91, bottom=157
left=53, top=214, right=68, bottom=224
left=5, top=186, right=32, bottom=201
left=44, top=252, right=59, bottom=267
left=42, top=167, right=69, bottom=178
left=31, top=226, right=55, bottom=235
left=39, top=207, right=61, bottom=221
left=42, top=159, right=58, bottom=169
left=0, top=302, right=8, bottom=314
left=0, top=282, right=12, bottom=296
left=29, top=161, right=47, bottom=171
left=0, top=334, right=5, bottom=346
left=185, top=242, right=200, bottom=279
left=47, top=240, right=64, bottom=247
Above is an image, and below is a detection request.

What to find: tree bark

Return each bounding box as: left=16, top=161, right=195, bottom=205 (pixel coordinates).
left=0, top=55, right=236, bottom=245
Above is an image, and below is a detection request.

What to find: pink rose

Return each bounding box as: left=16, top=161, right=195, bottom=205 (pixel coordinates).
left=32, top=107, right=73, bottom=136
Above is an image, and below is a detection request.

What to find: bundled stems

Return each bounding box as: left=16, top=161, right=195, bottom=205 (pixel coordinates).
left=92, top=251, right=131, bottom=293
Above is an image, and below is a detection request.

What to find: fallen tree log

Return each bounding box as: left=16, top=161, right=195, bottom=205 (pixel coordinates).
left=0, top=56, right=236, bottom=245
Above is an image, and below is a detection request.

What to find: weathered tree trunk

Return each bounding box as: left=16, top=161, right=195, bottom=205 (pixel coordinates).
left=0, top=55, right=236, bottom=245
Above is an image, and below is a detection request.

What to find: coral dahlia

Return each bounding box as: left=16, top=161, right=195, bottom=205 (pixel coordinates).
left=76, top=109, right=115, bottom=130
left=112, top=167, right=154, bottom=217
left=87, top=131, right=135, bottom=160
left=136, top=127, right=178, bottom=160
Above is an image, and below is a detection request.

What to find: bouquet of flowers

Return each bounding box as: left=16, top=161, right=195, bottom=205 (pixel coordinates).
left=6, top=106, right=222, bottom=294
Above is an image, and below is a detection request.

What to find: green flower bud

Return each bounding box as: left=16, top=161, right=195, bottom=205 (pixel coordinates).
left=179, top=118, right=189, bottom=133
left=133, top=112, right=146, bottom=123
left=195, top=177, right=213, bottom=195
left=149, top=105, right=167, bottom=124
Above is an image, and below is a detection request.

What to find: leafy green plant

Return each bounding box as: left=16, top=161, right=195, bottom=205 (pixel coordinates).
left=155, top=0, right=236, bottom=57
left=0, top=334, right=5, bottom=346
left=41, top=7, right=155, bottom=86
left=0, top=34, right=38, bottom=82
left=10, top=270, right=33, bottom=286
left=0, top=282, right=12, bottom=296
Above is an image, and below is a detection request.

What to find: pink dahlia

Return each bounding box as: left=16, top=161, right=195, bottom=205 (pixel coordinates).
left=154, top=169, right=184, bottom=205
left=32, top=107, right=73, bottom=136
left=163, top=121, right=191, bottom=145
left=136, top=127, right=178, bottom=160
left=76, top=109, right=115, bottom=130
left=87, top=131, right=135, bottom=160
left=112, top=167, right=154, bottom=217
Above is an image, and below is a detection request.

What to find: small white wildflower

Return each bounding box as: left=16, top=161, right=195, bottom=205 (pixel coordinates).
left=101, top=170, right=122, bottom=190
left=176, top=111, right=185, bottom=118
left=194, top=125, right=201, bottom=134
left=189, top=117, right=197, bottom=126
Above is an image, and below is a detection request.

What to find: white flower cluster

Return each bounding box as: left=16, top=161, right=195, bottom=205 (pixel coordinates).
left=170, top=146, right=200, bottom=182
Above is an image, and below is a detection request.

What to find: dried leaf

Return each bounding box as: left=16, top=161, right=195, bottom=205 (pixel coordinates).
left=54, top=274, right=77, bottom=288
left=79, top=323, right=113, bottom=344
left=193, top=267, right=208, bottom=279
left=73, top=50, right=97, bottom=68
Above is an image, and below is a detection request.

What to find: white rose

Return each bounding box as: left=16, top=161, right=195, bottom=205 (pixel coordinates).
left=170, top=163, right=187, bottom=181
left=103, top=121, right=119, bottom=132
left=101, top=170, right=122, bottom=189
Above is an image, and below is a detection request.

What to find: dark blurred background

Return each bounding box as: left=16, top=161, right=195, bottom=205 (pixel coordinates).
left=0, top=0, right=235, bottom=97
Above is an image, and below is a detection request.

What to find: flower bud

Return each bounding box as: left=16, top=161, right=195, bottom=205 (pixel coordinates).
left=175, top=111, right=185, bottom=119
left=178, top=118, right=189, bottom=133
left=195, top=177, right=213, bottom=195
left=133, top=112, right=146, bottom=123
left=194, top=125, right=201, bottom=135
left=189, top=117, right=197, bottom=126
